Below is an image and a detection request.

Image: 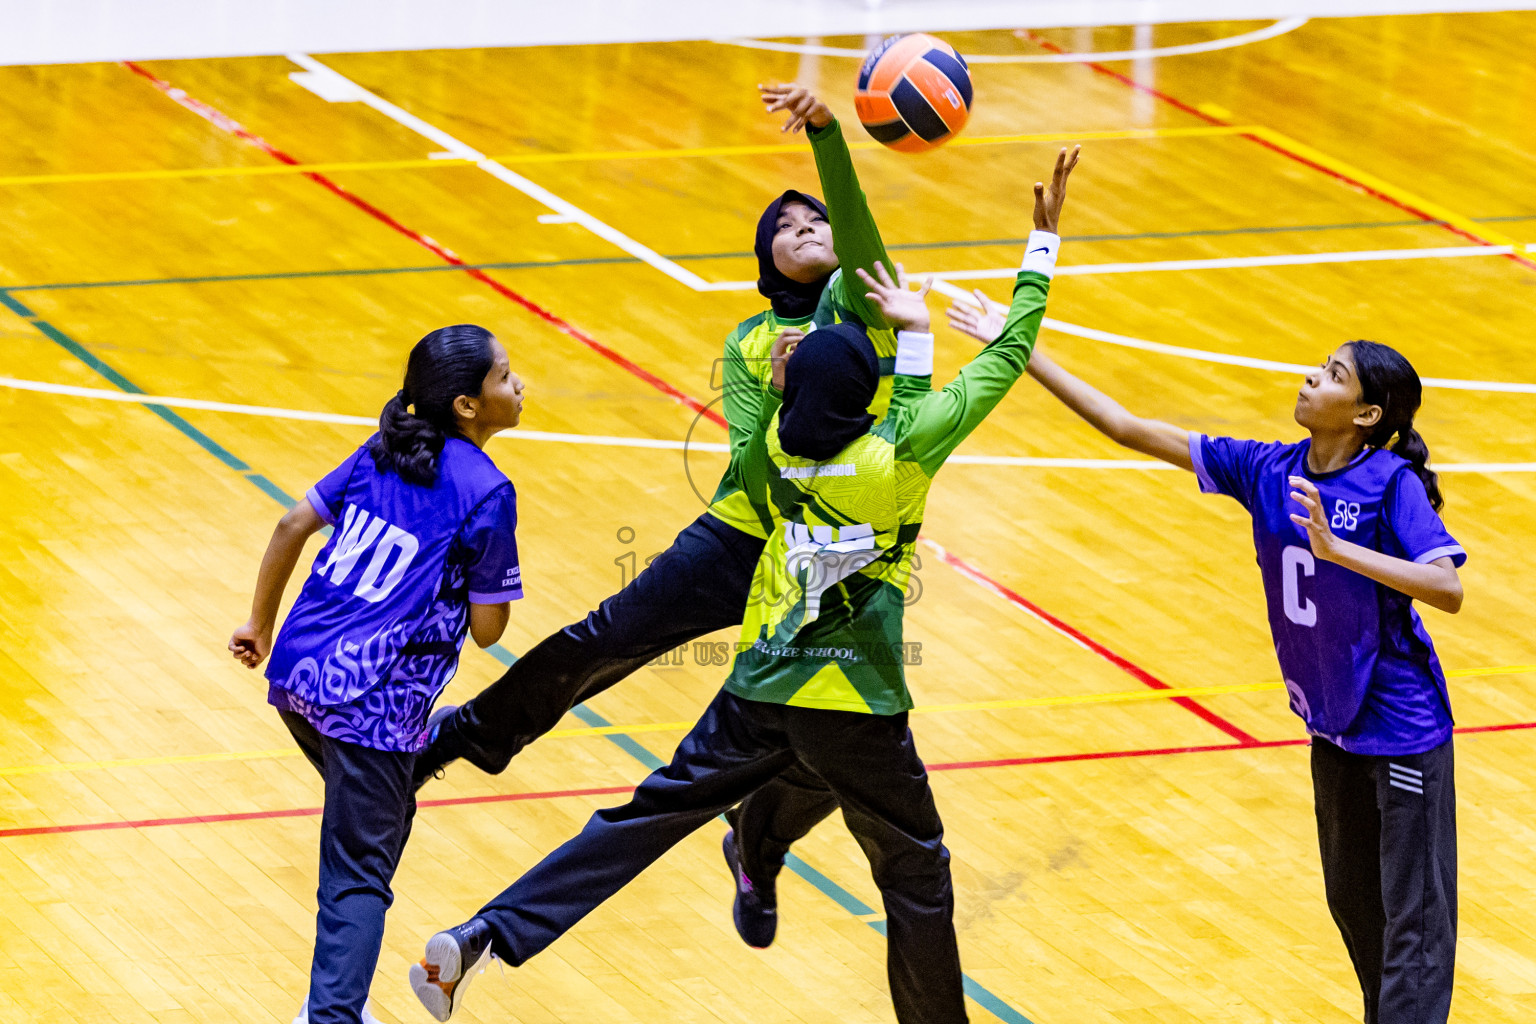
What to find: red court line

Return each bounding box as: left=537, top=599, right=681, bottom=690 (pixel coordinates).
left=929, top=737, right=1302, bottom=771
left=926, top=541, right=1259, bottom=744
left=120, top=61, right=726, bottom=429
left=1019, top=30, right=1536, bottom=271
left=121, top=60, right=1246, bottom=748
left=931, top=717, right=1536, bottom=772
left=0, top=784, right=634, bottom=839
left=8, top=720, right=1529, bottom=840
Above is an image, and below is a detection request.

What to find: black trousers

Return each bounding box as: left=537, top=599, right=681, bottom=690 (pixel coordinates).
left=1312, top=737, right=1457, bottom=1024
left=281, top=711, right=416, bottom=1024
left=455, top=512, right=768, bottom=770
left=475, top=690, right=967, bottom=1024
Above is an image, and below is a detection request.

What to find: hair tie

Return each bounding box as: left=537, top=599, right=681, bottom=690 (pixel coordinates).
left=397, top=388, right=414, bottom=414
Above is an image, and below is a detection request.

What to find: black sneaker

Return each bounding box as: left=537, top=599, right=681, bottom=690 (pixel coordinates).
left=722, top=829, right=777, bottom=948
left=409, top=917, right=494, bottom=1022
left=412, top=704, right=462, bottom=790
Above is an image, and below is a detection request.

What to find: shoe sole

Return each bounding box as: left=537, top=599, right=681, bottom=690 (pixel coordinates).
left=410, top=929, right=491, bottom=1022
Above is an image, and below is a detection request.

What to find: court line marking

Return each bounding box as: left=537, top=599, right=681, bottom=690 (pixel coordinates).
left=700, top=243, right=1529, bottom=294
left=285, top=52, right=715, bottom=292
left=122, top=60, right=722, bottom=427
left=721, top=19, right=1308, bottom=63
left=6, top=376, right=1534, bottom=469
left=7, top=717, right=1533, bottom=840
left=929, top=717, right=1536, bottom=773
left=0, top=124, right=1248, bottom=189
left=921, top=537, right=1257, bottom=743
left=928, top=280, right=1536, bottom=396
left=1016, top=29, right=1536, bottom=274
left=10, top=215, right=1533, bottom=295
left=0, top=291, right=297, bottom=504
left=7, top=665, right=1529, bottom=779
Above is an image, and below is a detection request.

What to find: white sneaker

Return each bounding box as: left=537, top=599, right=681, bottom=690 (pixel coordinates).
left=292, top=997, right=383, bottom=1024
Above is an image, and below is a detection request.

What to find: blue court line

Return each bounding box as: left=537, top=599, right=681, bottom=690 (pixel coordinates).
left=2, top=286, right=1038, bottom=1023
left=0, top=288, right=296, bottom=503
left=5, top=213, right=1532, bottom=295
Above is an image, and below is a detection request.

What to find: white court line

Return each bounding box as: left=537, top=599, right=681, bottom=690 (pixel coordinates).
left=285, top=54, right=716, bottom=292
left=953, top=245, right=1517, bottom=280
left=0, top=376, right=731, bottom=451
left=722, top=17, right=1309, bottom=63
left=704, top=244, right=1524, bottom=294
left=928, top=278, right=1536, bottom=395
left=4, top=375, right=1532, bottom=471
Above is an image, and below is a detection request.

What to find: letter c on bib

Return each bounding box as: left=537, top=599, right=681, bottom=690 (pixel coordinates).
left=1281, top=545, right=1317, bottom=627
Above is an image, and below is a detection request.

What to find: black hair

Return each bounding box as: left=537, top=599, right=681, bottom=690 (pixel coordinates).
left=370, top=324, right=496, bottom=487
left=1347, top=339, right=1443, bottom=511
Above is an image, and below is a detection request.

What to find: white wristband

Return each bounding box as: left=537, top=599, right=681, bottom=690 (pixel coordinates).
left=894, top=331, right=934, bottom=376
left=1019, top=230, right=1061, bottom=279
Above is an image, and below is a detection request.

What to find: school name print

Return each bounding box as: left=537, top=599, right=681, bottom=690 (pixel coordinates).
left=613, top=526, right=925, bottom=609
left=646, top=639, right=924, bottom=669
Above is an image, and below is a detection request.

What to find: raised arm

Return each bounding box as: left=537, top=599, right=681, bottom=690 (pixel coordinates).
left=947, top=287, right=1193, bottom=470
left=761, top=84, right=894, bottom=329
left=867, top=147, right=1080, bottom=477
left=1026, top=351, right=1194, bottom=470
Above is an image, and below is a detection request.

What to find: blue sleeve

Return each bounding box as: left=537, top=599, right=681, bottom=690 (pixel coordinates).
left=305, top=445, right=369, bottom=526
left=1383, top=470, right=1466, bottom=567
left=462, top=485, right=523, bottom=604
left=1189, top=434, right=1268, bottom=511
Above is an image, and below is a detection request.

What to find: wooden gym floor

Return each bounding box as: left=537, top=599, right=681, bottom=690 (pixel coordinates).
left=1, top=12, right=1534, bottom=1023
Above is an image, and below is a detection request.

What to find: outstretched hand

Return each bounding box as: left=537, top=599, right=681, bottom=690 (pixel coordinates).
left=759, top=84, right=833, bottom=134
left=1288, top=475, right=1342, bottom=561
left=856, top=262, right=933, bottom=333
left=1033, top=145, right=1081, bottom=234
left=945, top=288, right=1009, bottom=345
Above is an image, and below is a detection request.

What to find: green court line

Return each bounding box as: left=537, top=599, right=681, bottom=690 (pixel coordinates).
left=0, top=287, right=292, bottom=495
left=484, top=647, right=1035, bottom=1023
left=6, top=215, right=1531, bottom=295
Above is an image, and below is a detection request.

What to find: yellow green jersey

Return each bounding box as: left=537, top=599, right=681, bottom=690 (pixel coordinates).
left=708, top=117, right=898, bottom=539
left=722, top=254, right=1057, bottom=715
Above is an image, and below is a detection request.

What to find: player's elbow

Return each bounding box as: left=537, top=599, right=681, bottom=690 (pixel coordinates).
left=469, top=623, right=503, bottom=649
left=1102, top=414, right=1143, bottom=450
left=1440, top=578, right=1464, bottom=614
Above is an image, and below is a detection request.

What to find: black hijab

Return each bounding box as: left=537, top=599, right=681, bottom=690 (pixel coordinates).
left=778, top=321, right=879, bottom=461
left=756, top=190, right=832, bottom=320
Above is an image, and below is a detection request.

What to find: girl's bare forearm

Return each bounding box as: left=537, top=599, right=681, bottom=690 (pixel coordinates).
left=1323, top=544, right=1462, bottom=613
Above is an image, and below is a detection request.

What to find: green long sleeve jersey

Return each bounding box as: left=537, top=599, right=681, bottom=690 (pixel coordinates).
left=723, top=252, right=1058, bottom=715
left=707, top=117, right=898, bottom=540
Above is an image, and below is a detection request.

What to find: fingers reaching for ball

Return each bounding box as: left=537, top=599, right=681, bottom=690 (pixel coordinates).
left=758, top=84, right=833, bottom=133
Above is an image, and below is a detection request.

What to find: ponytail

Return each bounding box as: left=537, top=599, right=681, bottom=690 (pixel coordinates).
left=1389, top=426, right=1443, bottom=512
left=371, top=324, right=495, bottom=487
left=1348, top=340, right=1444, bottom=511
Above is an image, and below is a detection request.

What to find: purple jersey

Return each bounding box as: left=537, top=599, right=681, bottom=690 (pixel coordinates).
left=1191, top=435, right=1465, bottom=756
left=266, top=436, right=522, bottom=752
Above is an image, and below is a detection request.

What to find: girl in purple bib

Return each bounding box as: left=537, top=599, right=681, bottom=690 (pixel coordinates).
left=229, top=324, right=525, bottom=1024
left=951, top=294, right=1463, bottom=1024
